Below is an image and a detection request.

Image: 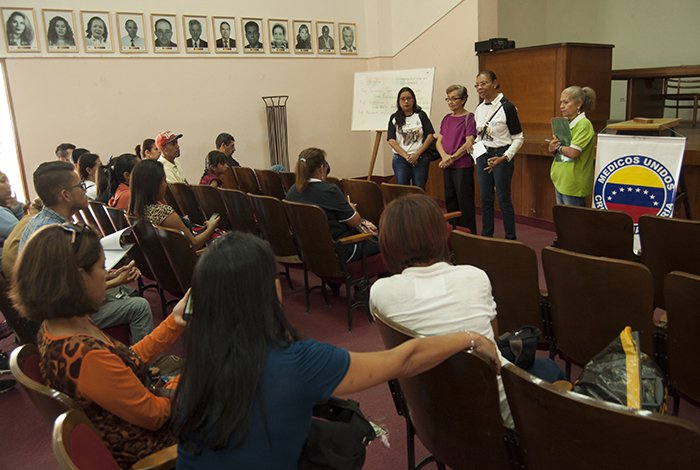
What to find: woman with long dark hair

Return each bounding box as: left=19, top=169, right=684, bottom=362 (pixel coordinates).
left=105, top=153, right=139, bottom=210
left=12, top=224, right=187, bottom=466
left=47, top=15, right=75, bottom=46
left=199, top=150, right=228, bottom=187
left=387, top=87, right=435, bottom=189
left=129, top=159, right=219, bottom=250
left=285, top=147, right=378, bottom=262
left=172, top=232, right=499, bottom=467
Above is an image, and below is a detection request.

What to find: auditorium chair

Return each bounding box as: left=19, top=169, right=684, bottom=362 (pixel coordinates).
left=189, top=185, right=232, bottom=231
left=232, top=167, right=261, bottom=194
left=374, top=312, right=516, bottom=470
left=167, top=183, right=205, bottom=225
left=219, top=189, right=259, bottom=235
left=88, top=201, right=117, bottom=237
left=278, top=171, right=296, bottom=193
left=254, top=169, right=286, bottom=199
left=154, top=226, right=199, bottom=292
left=283, top=200, right=385, bottom=331
left=53, top=409, right=176, bottom=470
left=380, top=182, right=424, bottom=205
left=341, top=178, right=384, bottom=227
left=502, top=363, right=700, bottom=469
left=542, top=247, right=655, bottom=377
left=552, top=205, right=635, bottom=261
left=639, top=215, right=700, bottom=309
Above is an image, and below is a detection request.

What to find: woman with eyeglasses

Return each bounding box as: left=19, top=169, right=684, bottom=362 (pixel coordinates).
left=285, top=147, right=378, bottom=262
left=386, top=87, right=436, bottom=189
left=435, top=84, right=477, bottom=233
left=473, top=70, right=524, bottom=240
left=172, top=231, right=500, bottom=467
left=11, top=224, right=188, bottom=466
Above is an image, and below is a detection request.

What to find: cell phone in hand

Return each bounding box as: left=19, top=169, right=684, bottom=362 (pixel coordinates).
left=183, top=295, right=193, bottom=321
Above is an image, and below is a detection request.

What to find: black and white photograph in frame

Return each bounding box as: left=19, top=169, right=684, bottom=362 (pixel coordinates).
left=338, top=22, right=357, bottom=55
left=152, top=13, right=179, bottom=53
left=292, top=20, right=313, bottom=54
left=117, top=12, right=146, bottom=53
left=268, top=19, right=289, bottom=54
left=241, top=17, right=263, bottom=53
left=315, top=21, right=335, bottom=54
left=2, top=8, right=39, bottom=52
left=212, top=16, right=236, bottom=53
left=184, top=15, right=209, bottom=53
left=42, top=9, right=77, bottom=52
left=80, top=11, right=112, bottom=52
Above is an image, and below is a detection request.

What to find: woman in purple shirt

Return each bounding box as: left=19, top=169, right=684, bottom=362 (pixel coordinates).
left=436, top=84, right=477, bottom=233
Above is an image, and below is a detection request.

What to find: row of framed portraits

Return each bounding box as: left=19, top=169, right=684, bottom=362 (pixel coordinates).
left=2, top=8, right=358, bottom=55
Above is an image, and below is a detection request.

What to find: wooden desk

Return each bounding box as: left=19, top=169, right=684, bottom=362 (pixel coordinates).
left=612, top=65, right=700, bottom=120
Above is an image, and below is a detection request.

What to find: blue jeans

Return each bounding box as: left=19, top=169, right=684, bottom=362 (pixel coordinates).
left=555, top=189, right=586, bottom=207
left=392, top=154, right=429, bottom=189
left=476, top=150, right=516, bottom=239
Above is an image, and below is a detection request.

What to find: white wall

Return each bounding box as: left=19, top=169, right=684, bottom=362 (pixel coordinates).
left=498, top=0, right=700, bottom=120
left=3, top=0, right=474, bottom=197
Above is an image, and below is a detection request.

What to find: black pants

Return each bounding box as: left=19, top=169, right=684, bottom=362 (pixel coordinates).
left=443, top=166, right=476, bottom=234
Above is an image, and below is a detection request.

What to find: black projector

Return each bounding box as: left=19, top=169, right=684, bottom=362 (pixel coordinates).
left=475, top=38, right=515, bottom=53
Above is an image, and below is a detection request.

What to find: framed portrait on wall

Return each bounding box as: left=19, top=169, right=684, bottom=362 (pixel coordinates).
left=2, top=7, right=39, bottom=52
left=80, top=11, right=113, bottom=52
left=338, top=22, right=357, bottom=55
left=292, top=20, right=313, bottom=54
left=152, top=13, right=179, bottom=53
left=212, top=16, right=236, bottom=53
left=268, top=19, right=289, bottom=54
left=117, top=12, right=146, bottom=53
left=42, top=9, right=77, bottom=52
left=315, top=21, right=335, bottom=55
left=241, top=17, right=263, bottom=53
left=184, top=15, right=209, bottom=53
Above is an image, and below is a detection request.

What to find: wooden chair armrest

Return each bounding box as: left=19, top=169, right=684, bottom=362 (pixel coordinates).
left=443, top=211, right=461, bottom=221
left=131, top=444, right=177, bottom=470
left=337, top=232, right=373, bottom=245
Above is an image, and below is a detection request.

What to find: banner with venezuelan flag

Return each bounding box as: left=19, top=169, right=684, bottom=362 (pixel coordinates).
left=593, top=134, right=686, bottom=252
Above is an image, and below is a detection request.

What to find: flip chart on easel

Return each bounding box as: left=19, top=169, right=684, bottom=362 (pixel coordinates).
left=351, top=67, right=435, bottom=132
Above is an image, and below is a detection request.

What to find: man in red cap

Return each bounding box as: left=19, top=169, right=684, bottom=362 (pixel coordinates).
left=156, top=130, right=187, bottom=183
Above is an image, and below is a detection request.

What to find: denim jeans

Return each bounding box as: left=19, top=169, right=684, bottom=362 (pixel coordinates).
left=555, top=189, right=586, bottom=207
left=392, top=153, right=429, bottom=189
left=476, top=150, right=516, bottom=239
left=443, top=166, right=477, bottom=234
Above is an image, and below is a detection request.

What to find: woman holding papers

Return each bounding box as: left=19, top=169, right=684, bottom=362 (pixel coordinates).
left=548, top=86, right=597, bottom=206
left=473, top=70, right=524, bottom=240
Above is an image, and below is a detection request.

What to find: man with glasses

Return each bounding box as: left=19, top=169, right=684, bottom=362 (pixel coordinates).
left=15, top=161, right=154, bottom=343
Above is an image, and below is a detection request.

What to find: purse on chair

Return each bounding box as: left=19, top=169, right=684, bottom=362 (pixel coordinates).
left=497, top=326, right=541, bottom=369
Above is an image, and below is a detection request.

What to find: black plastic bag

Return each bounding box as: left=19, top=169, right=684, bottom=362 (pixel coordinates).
left=574, top=327, right=667, bottom=413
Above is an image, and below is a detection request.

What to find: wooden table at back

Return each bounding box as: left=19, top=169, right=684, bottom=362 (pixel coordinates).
left=612, top=65, right=700, bottom=121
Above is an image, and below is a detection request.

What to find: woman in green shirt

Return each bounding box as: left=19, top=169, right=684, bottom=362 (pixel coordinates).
left=548, top=86, right=597, bottom=206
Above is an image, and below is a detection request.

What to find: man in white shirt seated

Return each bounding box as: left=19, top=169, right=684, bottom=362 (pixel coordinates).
left=156, top=130, right=187, bottom=184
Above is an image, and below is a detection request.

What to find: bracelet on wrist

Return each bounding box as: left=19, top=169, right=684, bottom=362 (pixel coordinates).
left=465, top=331, right=475, bottom=352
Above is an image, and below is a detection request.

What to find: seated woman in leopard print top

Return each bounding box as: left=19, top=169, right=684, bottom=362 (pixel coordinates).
left=129, top=159, right=220, bottom=250
left=11, top=224, right=189, bottom=466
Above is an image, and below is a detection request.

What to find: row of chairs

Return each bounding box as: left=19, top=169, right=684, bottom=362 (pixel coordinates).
left=552, top=205, right=700, bottom=308
left=375, top=311, right=700, bottom=470
left=451, top=228, right=700, bottom=414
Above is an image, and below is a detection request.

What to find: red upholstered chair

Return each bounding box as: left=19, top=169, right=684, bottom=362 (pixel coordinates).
left=10, top=344, right=81, bottom=422
left=53, top=409, right=177, bottom=470
left=283, top=200, right=386, bottom=331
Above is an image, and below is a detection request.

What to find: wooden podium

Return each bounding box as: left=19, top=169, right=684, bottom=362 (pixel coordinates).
left=472, top=42, right=614, bottom=223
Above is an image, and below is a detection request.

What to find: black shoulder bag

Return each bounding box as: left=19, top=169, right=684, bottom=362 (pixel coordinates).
left=299, top=396, right=376, bottom=470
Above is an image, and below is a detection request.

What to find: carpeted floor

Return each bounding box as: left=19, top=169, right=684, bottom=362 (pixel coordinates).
left=1, top=216, right=698, bottom=469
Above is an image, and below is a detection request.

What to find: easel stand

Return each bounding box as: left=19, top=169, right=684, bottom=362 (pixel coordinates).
left=366, top=131, right=383, bottom=181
